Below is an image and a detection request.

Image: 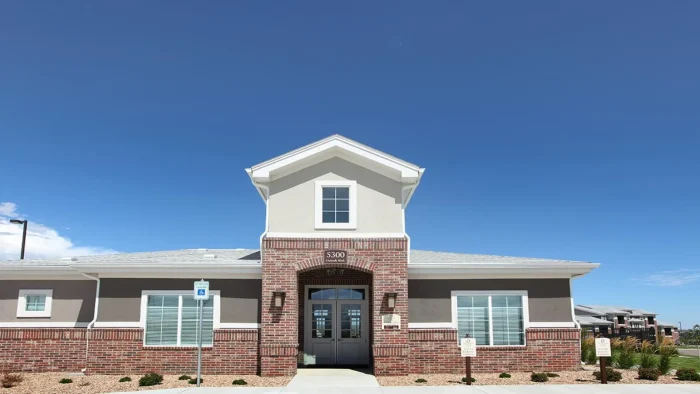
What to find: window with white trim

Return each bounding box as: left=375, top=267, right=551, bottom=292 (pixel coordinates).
left=141, top=292, right=218, bottom=347
left=17, top=289, right=53, bottom=318
left=314, top=180, right=357, bottom=229
left=452, top=292, right=528, bottom=346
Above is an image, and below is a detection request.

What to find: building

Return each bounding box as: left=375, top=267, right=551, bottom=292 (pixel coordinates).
left=575, top=305, right=660, bottom=340
left=0, top=135, right=599, bottom=376
left=657, top=322, right=681, bottom=344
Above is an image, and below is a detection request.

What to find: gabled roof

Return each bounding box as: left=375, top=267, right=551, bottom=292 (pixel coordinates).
left=0, top=248, right=598, bottom=280
left=245, top=134, right=425, bottom=206
left=576, top=305, right=657, bottom=316
left=576, top=305, right=629, bottom=315
left=576, top=315, right=614, bottom=326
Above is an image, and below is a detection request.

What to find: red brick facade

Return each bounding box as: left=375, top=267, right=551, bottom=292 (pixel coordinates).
left=261, top=237, right=408, bottom=376
left=409, top=328, right=581, bottom=373
left=1, top=237, right=581, bottom=377
left=0, top=328, right=259, bottom=375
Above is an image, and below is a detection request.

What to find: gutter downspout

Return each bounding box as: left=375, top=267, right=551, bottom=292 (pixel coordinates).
left=253, top=182, right=270, bottom=260
left=80, top=272, right=100, bottom=373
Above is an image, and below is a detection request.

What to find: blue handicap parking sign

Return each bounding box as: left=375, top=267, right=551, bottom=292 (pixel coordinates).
left=197, top=289, right=205, bottom=296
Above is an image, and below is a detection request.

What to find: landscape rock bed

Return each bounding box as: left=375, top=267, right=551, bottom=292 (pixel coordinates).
left=1, top=373, right=292, bottom=393
left=377, top=370, right=700, bottom=386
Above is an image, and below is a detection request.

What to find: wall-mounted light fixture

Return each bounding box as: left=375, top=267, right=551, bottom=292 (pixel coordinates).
left=272, top=290, right=286, bottom=307
left=386, top=292, right=398, bottom=309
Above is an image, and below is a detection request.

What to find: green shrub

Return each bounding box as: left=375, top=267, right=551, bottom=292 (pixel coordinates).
left=616, top=352, right=636, bottom=369
left=546, top=372, right=559, bottom=378
left=581, top=337, right=597, bottom=364
left=138, top=373, right=164, bottom=387
left=461, top=376, right=476, bottom=383
left=232, top=379, right=248, bottom=385
left=118, top=376, right=132, bottom=382
left=188, top=378, right=203, bottom=385
left=638, top=368, right=661, bottom=381
left=639, top=353, right=658, bottom=369
left=59, top=378, right=73, bottom=384
left=415, top=378, right=427, bottom=383
left=1, top=373, right=23, bottom=389
left=531, top=373, right=548, bottom=382
left=178, top=375, right=192, bottom=381
left=676, top=368, right=700, bottom=381
left=658, top=338, right=677, bottom=375
left=499, top=372, right=511, bottom=378
left=658, top=354, right=672, bottom=375
left=593, top=368, right=622, bottom=382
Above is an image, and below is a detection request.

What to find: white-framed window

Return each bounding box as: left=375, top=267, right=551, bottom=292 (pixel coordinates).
left=139, top=290, right=221, bottom=347
left=451, top=291, right=529, bottom=346
left=16, top=289, right=53, bottom=318
left=314, top=180, right=357, bottom=230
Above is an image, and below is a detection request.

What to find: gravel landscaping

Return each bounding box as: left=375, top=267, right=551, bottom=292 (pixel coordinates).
left=1, top=373, right=292, bottom=394
left=377, top=370, right=700, bottom=386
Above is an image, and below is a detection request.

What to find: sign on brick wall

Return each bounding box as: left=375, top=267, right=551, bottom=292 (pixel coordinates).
left=324, top=250, right=347, bottom=264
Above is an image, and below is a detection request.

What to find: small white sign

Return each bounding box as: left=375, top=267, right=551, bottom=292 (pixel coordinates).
left=595, top=338, right=611, bottom=357
left=194, top=280, right=210, bottom=301
left=460, top=338, right=477, bottom=357
left=381, top=314, right=401, bottom=329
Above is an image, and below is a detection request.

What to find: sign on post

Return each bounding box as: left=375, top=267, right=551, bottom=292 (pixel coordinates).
left=193, top=280, right=209, bottom=387
left=460, top=336, right=476, bottom=386
left=194, top=280, right=210, bottom=300
left=595, top=338, right=611, bottom=384
left=595, top=338, right=611, bottom=357
left=460, top=338, right=477, bottom=357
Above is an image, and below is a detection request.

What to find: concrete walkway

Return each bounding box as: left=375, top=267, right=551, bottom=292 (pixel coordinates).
left=112, top=384, right=700, bottom=394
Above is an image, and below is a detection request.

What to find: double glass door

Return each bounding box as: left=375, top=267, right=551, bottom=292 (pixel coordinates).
left=304, top=287, right=369, bottom=366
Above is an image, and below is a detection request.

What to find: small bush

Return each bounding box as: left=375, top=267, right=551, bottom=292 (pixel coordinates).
left=616, top=352, right=636, bottom=369
left=461, top=376, right=476, bottom=383
left=658, top=338, right=677, bottom=375
left=79, top=382, right=91, bottom=387
left=676, top=368, right=700, bottom=381
left=639, top=352, right=658, bottom=369
left=415, top=378, right=427, bottom=383
left=638, top=368, right=661, bottom=381
left=138, top=373, right=164, bottom=387
left=118, top=376, right=132, bottom=382
left=531, top=373, right=549, bottom=382
left=188, top=378, right=203, bottom=385
left=659, top=355, right=672, bottom=375
left=232, top=379, right=248, bottom=385
left=59, top=378, right=73, bottom=384
left=593, top=368, right=622, bottom=382
left=581, top=337, right=597, bottom=364
left=1, top=373, right=23, bottom=389
left=546, top=372, right=559, bottom=378
left=499, top=372, right=511, bottom=378
left=178, top=375, right=192, bottom=381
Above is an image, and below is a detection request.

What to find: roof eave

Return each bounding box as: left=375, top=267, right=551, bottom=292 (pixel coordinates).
left=408, top=262, right=599, bottom=279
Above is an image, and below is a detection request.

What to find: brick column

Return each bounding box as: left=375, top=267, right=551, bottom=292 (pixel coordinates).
left=261, top=237, right=408, bottom=377
left=260, top=244, right=299, bottom=376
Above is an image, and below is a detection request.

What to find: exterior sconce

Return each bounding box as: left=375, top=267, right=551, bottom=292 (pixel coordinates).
left=272, top=290, right=286, bottom=307
left=386, top=292, right=398, bottom=309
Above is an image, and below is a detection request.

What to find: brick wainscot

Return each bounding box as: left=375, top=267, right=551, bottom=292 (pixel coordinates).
left=0, top=328, right=259, bottom=375
left=409, top=328, right=581, bottom=373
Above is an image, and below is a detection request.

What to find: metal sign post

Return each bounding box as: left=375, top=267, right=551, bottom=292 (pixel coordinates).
left=193, top=280, right=209, bottom=388
left=460, top=334, right=476, bottom=386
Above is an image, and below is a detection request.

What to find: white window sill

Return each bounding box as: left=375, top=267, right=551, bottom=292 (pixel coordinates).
left=16, top=311, right=52, bottom=318
left=143, top=345, right=214, bottom=349
left=314, top=223, right=357, bottom=230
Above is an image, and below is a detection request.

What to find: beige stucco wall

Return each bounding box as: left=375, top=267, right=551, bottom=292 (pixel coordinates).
left=408, top=279, right=574, bottom=323
left=268, top=157, right=404, bottom=234
left=0, top=280, right=96, bottom=323
left=98, top=279, right=261, bottom=324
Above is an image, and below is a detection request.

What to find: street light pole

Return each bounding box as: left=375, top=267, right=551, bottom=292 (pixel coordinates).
left=9, top=219, right=28, bottom=260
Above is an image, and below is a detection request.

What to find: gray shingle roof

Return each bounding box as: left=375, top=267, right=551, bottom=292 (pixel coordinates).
left=410, top=250, right=590, bottom=265
left=1, top=248, right=592, bottom=267
left=576, top=305, right=656, bottom=316
left=0, top=249, right=260, bottom=267
left=576, top=315, right=614, bottom=326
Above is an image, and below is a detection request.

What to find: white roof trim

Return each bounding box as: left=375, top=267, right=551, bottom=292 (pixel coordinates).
left=408, top=262, right=598, bottom=279
left=245, top=135, right=425, bottom=206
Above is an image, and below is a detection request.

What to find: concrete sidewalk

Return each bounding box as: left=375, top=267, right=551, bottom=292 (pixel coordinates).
left=112, top=384, right=700, bottom=394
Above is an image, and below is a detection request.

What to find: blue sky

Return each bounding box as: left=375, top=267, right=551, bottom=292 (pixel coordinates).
left=1, top=2, right=698, bottom=326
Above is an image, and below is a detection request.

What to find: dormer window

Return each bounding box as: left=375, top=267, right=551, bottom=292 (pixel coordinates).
left=315, top=180, right=357, bottom=230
